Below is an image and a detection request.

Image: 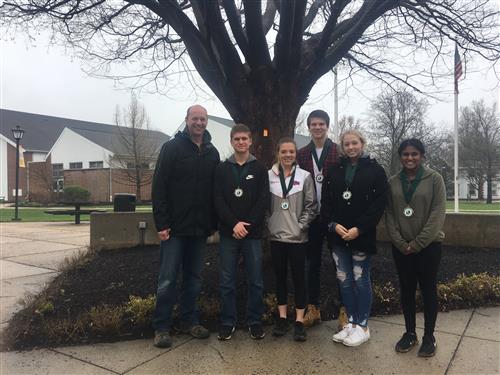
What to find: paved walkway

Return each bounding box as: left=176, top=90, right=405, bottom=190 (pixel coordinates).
left=1, top=222, right=499, bottom=375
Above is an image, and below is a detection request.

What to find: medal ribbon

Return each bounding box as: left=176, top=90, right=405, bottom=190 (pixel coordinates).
left=344, top=163, right=358, bottom=187
left=231, top=163, right=250, bottom=188
left=309, top=139, right=331, bottom=173
left=279, top=165, right=296, bottom=198
left=399, top=166, right=424, bottom=204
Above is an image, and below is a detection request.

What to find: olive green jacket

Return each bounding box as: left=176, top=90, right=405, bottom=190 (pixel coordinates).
left=385, top=166, right=446, bottom=253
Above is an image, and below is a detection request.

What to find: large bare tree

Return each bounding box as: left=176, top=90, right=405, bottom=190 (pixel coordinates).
left=110, top=95, right=163, bottom=202
left=2, top=0, right=499, bottom=164
left=459, top=100, right=500, bottom=203
left=367, top=87, right=449, bottom=177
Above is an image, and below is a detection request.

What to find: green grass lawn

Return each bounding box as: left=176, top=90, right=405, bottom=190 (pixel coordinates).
left=0, top=205, right=152, bottom=222
left=446, top=201, right=500, bottom=212
left=1, top=202, right=498, bottom=222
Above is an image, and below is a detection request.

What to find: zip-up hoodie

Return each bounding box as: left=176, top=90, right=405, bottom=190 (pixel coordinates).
left=268, top=164, right=318, bottom=243
left=152, top=127, right=220, bottom=235
left=385, top=166, right=446, bottom=253
left=213, top=154, right=269, bottom=239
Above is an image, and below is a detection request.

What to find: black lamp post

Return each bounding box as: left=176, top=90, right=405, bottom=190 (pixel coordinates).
left=11, top=125, right=24, bottom=221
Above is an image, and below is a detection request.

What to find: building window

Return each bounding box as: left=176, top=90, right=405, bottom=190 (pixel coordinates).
left=52, top=163, right=64, bottom=178
left=69, top=162, right=83, bottom=169
left=126, top=162, right=151, bottom=170
left=89, top=161, right=104, bottom=169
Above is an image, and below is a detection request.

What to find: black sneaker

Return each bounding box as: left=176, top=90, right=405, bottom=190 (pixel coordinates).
left=218, top=325, right=235, bottom=341
left=153, top=331, right=172, bottom=348
left=418, top=335, right=437, bottom=357
left=293, top=321, right=307, bottom=342
left=395, top=332, right=418, bottom=353
left=249, top=324, right=265, bottom=340
left=273, top=317, right=289, bottom=337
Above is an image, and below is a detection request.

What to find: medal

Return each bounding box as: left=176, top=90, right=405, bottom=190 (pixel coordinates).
left=315, top=174, right=324, bottom=183
left=234, top=188, right=243, bottom=198
left=278, top=164, right=296, bottom=210
left=342, top=190, right=352, bottom=200
left=400, top=166, right=424, bottom=218
left=403, top=207, right=414, bottom=217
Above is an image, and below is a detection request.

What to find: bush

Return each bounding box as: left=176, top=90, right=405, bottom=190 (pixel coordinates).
left=62, top=186, right=91, bottom=203
left=88, top=305, right=124, bottom=336
left=125, top=295, right=156, bottom=326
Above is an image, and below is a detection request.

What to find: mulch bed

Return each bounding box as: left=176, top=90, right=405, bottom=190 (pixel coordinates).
left=4, top=242, right=500, bottom=350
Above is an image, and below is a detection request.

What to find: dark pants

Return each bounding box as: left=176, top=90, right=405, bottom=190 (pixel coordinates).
left=152, top=236, right=206, bottom=332
left=219, top=235, right=264, bottom=326
left=270, top=241, right=307, bottom=309
left=392, top=242, right=442, bottom=337
left=306, top=218, right=325, bottom=306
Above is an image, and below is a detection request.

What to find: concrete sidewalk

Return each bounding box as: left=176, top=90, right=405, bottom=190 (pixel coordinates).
left=1, top=222, right=499, bottom=375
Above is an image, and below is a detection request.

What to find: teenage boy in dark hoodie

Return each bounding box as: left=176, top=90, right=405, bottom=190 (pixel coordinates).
left=214, top=123, right=269, bottom=341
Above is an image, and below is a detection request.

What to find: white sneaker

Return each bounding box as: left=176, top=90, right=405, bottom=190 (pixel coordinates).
left=332, top=323, right=353, bottom=343
left=343, top=325, right=370, bottom=347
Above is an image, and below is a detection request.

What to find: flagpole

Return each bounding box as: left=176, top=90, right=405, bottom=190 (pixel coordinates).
left=454, top=88, right=459, bottom=213
left=453, top=43, right=462, bottom=214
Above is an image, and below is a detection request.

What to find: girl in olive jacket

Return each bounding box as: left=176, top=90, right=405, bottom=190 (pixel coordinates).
left=386, top=138, right=446, bottom=358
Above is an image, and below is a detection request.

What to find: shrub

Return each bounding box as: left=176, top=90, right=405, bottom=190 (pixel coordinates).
left=88, top=305, right=124, bottom=336
left=62, top=186, right=91, bottom=203
left=125, top=295, right=156, bottom=326
left=41, top=316, right=87, bottom=344
left=35, top=301, right=54, bottom=316
left=438, top=273, right=500, bottom=311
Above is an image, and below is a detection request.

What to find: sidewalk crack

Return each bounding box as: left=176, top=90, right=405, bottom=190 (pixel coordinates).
left=444, top=308, right=476, bottom=375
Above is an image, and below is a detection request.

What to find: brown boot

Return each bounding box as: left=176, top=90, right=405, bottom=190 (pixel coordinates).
left=303, top=304, right=321, bottom=327
left=337, top=306, right=348, bottom=331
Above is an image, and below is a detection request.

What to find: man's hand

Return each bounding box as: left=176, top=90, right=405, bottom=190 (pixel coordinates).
left=158, top=228, right=171, bottom=241
left=341, top=227, right=360, bottom=241
left=232, top=221, right=250, bottom=240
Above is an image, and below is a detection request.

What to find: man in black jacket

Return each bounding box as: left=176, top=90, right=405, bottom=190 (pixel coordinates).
left=151, top=105, right=220, bottom=348
left=213, top=124, right=269, bottom=341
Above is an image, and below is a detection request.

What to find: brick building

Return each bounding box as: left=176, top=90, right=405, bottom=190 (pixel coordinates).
left=1, top=109, right=169, bottom=203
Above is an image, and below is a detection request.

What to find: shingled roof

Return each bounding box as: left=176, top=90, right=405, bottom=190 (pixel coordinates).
left=0, top=109, right=169, bottom=153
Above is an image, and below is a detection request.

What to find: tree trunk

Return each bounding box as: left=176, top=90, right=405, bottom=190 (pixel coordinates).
left=486, top=173, right=493, bottom=204
left=225, top=77, right=304, bottom=167
left=135, top=168, right=142, bottom=203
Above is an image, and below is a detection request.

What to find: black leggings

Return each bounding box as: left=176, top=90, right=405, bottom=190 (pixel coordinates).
left=270, top=241, right=307, bottom=309
left=392, top=242, right=442, bottom=337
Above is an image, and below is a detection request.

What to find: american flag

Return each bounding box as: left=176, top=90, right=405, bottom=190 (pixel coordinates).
left=454, top=44, right=463, bottom=94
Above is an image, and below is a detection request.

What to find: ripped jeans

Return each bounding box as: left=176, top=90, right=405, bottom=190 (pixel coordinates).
left=332, top=245, right=372, bottom=327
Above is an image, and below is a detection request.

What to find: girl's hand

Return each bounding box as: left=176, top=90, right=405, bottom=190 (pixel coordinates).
left=342, top=227, right=360, bottom=241
left=335, top=224, right=348, bottom=237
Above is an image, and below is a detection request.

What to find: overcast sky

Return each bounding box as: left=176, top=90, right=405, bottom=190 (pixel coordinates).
left=1, top=32, right=499, bottom=138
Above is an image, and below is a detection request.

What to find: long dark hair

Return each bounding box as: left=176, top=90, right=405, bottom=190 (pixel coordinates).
left=398, top=138, right=426, bottom=156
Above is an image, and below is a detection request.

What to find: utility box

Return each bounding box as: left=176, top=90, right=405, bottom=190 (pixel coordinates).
left=113, top=193, right=136, bottom=212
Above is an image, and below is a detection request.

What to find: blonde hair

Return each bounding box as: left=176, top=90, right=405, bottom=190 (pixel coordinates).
left=339, top=129, right=367, bottom=155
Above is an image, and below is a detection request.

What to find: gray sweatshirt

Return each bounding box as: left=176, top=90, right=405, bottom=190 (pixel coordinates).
left=268, top=164, right=318, bottom=243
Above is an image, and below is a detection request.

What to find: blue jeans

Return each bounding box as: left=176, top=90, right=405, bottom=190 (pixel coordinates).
left=219, top=236, right=264, bottom=326
left=152, top=236, right=206, bottom=331
left=332, top=245, right=372, bottom=327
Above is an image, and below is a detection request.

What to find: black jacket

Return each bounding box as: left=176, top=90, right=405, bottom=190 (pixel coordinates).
left=214, top=154, right=269, bottom=239
left=152, top=128, right=220, bottom=235
left=321, top=155, right=387, bottom=253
